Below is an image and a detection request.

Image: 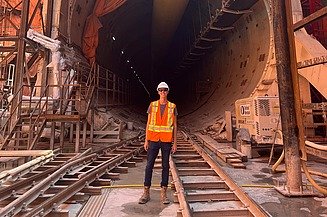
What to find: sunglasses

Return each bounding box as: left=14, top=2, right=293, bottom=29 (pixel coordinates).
left=158, top=89, right=168, bottom=92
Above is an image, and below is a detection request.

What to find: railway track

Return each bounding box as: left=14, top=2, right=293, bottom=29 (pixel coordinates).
left=0, top=137, right=144, bottom=217
left=170, top=132, right=268, bottom=217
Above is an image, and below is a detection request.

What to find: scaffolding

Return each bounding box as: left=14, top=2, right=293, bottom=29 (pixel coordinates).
left=0, top=0, right=131, bottom=152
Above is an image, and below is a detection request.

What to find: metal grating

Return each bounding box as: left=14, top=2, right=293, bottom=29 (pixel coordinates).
left=258, top=99, right=271, bottom=116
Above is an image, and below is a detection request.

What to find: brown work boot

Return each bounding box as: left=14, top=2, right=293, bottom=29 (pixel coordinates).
left=160, top=186, right=170, bottom=204
left=139, top=186, right=150, bottom=204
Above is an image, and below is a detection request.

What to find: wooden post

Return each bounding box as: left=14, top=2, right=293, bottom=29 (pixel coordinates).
left=90, top=109, right=94, bottom=143
left=225, top=111, right=233, bottom=142
left=50, top=122, right=55, bottom=150
left=69, top=123, right=74, bottom=143
left=75, top=122, right=80, bottom=153
left=82, top=120, right=87, bottom=148
left=60, top=122, right=64, bottom=149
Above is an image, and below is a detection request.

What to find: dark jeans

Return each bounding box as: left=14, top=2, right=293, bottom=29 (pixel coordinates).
left=144, top=141, right=172, bottom=187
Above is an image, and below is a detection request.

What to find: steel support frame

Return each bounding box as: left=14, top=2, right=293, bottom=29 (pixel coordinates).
left=10, top=0, right=30, bottom=132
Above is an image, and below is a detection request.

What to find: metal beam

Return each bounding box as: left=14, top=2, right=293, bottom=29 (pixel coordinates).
left=194, top=45, right=212, bottom=50
left=0, top=36, right=18, bottom=41
left=200, top=37, right=221, bottom=42
left=294, top=6, right=327, bottom=31
left=222, top=7, right=252, bottom=15
left=190, top=52, right=205, bottom=56
left=11, top=0, right=30, bottom=130
left=297, top=55, right=327, bottom=69
left=0, top=46, right=17, bottom=52
left=209, top=26, right=234, bottom=31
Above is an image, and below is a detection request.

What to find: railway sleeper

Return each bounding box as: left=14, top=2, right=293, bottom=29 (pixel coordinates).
left=90, top=178, right=112, bottom=186
left=171, top=154, right=203, bottom=160
left=175, top=160, right=210, bottom=168
left=177, top=168, right=217, bottom=176
left=47, top=209, right=69, bottom=217
left=183, top=190, right=238, bottom=202
left=111, top=166, right=128, bottom=173
left=55, top=178, right=79, bottom=185
left=182, top=181, right=229, bottom=190
left=177, top=205, right=250, bottom=217
left=121, top=161, right=136, bottom=167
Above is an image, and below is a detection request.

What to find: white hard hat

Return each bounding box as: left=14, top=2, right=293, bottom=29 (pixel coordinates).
left=157, top=82, right=169, bottom=91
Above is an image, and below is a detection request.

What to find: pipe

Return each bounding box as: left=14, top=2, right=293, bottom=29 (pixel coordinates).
left=0, top=152, right=54, bottom=182
left=0, top=150, right=53, bottom=157
left=305, top=140, right=327, bottom=151
left=271, top=149, right=285, bottom=172
left=301, top=160, right=327, bottom=195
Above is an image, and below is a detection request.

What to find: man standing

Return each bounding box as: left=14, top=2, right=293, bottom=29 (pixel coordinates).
left=139, top=82, right=177, bottom=204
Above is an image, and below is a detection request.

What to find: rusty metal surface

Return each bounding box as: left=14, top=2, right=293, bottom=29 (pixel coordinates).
left=171, top=132, right=268, bottom=217
left=0, top=137, right=144, bottom=216
left=273, top=0, right=304, bottom=193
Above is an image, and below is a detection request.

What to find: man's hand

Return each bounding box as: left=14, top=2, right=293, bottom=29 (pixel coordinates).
left=171, top=143, right=177, bottom=154
left=144, top=140, right=149, bottom=151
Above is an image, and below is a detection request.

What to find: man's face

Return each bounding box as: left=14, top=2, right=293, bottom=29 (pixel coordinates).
left=158, top=88, right=169, bottom=96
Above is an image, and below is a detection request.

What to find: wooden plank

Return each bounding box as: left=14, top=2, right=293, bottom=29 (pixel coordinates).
left=231, top=163, right=246, bottom=169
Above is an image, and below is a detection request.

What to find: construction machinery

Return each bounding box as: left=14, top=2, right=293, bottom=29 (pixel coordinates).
left=234, top=96, right=283, bottom=157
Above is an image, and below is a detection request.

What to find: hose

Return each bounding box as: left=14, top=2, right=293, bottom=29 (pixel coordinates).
left=305, top=140, right=327, bottom=151
left=271, top=137, right=327, bottom=195
left=301, top=140, right=327, bottom=195
left=301, top=159, right=327, bottom=195
left=268, top=128, right=282, bottom=165
left=271, top=149, right=285, bottom=172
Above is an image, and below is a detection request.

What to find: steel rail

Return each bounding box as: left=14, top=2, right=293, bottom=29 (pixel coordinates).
left=169, top=157, right=192, bottom=217
left=0, top=154, right=97, bottom=216
left=0, top=149, right=90, bottom=201
left=23, top=143, right=143, bottom=217
left=183, top=131, right=268, bottom=217
left=0, top=137, right=142, bottom=216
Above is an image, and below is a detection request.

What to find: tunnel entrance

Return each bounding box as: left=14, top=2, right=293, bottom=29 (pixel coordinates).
left=90, top=0, right=271, bottom=130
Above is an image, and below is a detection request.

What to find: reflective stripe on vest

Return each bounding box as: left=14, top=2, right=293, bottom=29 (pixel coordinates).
left=149, top=101, right=158, bottom=126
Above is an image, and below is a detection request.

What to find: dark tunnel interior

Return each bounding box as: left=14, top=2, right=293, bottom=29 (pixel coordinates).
left=89, top=0, right=272, bottom=129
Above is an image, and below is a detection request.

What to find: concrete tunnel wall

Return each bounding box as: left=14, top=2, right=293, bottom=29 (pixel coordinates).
left=179, top=0, right=274, bottom=130
left=56, top=0, right=319, bottom=131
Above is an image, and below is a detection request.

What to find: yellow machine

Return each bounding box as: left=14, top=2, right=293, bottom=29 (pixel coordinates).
left=235, top=96, right=283, bottom=147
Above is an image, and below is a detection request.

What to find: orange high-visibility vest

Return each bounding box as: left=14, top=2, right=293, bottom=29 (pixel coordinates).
left=147, top=100, right=176, bottom=142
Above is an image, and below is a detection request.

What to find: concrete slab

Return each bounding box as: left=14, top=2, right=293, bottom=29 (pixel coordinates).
left=76, top=150, right=327, bottom=217
left=98, top=159, right=179, bottom=217
left=99, top=188, right=178, bottom=217
left=223, top=157, right=327, bottom=217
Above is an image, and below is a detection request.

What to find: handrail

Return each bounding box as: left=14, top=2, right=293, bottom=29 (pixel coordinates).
left=0, top=85, right=24, bottom=120
left=0, top=85, right=25, bottom=135
left=0, top=61, right=97, bottom=150
left=28, top=85, right=51, bottom=149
